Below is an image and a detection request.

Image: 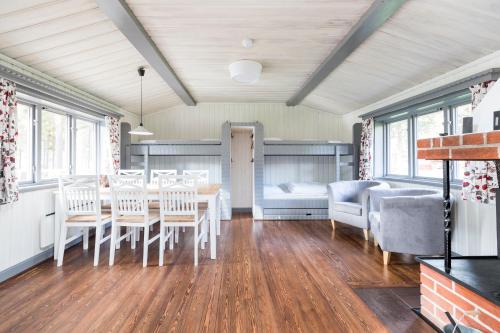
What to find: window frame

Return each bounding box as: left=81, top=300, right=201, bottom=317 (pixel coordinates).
left=379, top=90, right=471, bottom=185
left=16, top=96, right=104, bottom=189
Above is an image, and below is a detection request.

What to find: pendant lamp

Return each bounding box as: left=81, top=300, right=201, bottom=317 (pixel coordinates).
left=129, top=66, right=153, bottom=136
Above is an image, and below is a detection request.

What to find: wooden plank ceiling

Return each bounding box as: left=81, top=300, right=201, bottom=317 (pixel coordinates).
left=0, top=0, right=182, bottom=114
left=303, top=0, right=500, bottom=114
left=1, top=0, right=500, bottom=115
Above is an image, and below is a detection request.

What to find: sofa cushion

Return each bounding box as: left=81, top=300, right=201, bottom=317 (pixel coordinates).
left=333, top=201, right=362, bottom=216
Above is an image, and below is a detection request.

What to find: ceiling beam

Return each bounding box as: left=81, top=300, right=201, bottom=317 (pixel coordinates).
left=95, top=0, right=196, bottom=106
left=286, top=0, right=407, bottom=107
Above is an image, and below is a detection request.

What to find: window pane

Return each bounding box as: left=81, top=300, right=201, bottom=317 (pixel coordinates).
left=455, top=103, right=473, bottom=135
left=75, top=119, right=96, bottom=175
left=41, top=110, right=69, bottom=179
left=416, top=111, right=444, bottom=178
left=454, top=103, right=473, bottom=179
left=15, top=104, right=32, bottom=182
left=388, top=119, right=409, bottom=175
left=99, top=124, right=112, bottom=175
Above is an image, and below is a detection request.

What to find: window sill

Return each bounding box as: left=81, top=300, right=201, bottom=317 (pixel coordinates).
left=376, top=176, right=462, bottom=190
left=19, top=182, right=58, bottom=193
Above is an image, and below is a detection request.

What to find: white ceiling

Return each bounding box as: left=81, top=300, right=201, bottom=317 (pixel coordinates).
left=303, top=0, right=500, bottom=114
left=0, top=0, right=500, bottom=115
left=0, top=0, right=182, bottom=114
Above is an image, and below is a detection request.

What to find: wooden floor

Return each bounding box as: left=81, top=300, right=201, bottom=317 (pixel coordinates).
left=0, top=213, right=432, bottom=333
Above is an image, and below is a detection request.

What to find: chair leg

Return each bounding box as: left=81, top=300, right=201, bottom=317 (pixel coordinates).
left=159, top=222, right=165, bottom=266
left=116, top=226, right=121, bottom=249
left=175, top=227, right=179, bottom=243
left=330, top=219, right=335, bottom=230
left=143, top=226, right=150, bottom=267
left=194, top=225, right=198, bottom=266
left=131, top=228, right=136, bottom=250
left=126, top=226, right=130, bottom=242
left=94, top=225, right=102, bottom=266
left=169, top=227, right=174, bottom=250
left=363, top=229, right=369, bottom=241
left=83, top=227, right=89, bottom=250
left=109, top=223, right=117, bottom=266
left=57, top=225, right=68, bottom=267
left=201, top=220, right=206, bottom=250
left=135, top=227, right=140, bottom=242
left=383, top=251, right=391, bottom=265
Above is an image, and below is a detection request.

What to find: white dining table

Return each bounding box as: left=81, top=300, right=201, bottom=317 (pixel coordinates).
left=53, top=183, right=222, bottom=261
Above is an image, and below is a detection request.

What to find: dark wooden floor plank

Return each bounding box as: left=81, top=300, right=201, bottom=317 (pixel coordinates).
left=0, top=213, right=430, bottom=333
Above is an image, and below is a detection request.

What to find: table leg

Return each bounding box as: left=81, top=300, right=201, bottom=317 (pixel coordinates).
left=216, top=192, right=221, bottom=236
left=209, top=196, right=217, bottom=259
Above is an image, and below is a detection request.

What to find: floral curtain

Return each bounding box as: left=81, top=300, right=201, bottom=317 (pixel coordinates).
left=0, top=79, right=19, bottom=205
left=359, top=118, right=374, bottom=180
left=105, top=116, right=120, bottom=175
left=462, top=80, right=497, bottom=204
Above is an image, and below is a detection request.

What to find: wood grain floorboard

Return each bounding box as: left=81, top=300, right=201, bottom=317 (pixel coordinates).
left=0, top=213, right=428, bottom=333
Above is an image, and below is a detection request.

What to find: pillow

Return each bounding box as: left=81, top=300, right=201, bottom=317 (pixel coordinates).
left=280, top=182, right=327, bottom=195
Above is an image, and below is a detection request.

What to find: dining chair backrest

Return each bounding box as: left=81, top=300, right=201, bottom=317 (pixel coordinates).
left=109, top=175, right=147, bottom=216
left=110, top=173, right=145, bottom=186
left=158, top=175, right=198, bottom=217
left=119, top=169, right=145, bottom=176
left=150, top=169, right=177, bottom=185
left=182, top=170, right=209, bottom=186
left=59, top=175, right=100, bottom=217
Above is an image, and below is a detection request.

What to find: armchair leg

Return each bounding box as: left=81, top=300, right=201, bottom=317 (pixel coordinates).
left=330, top=219, right=335, bottom=230
left=363, top=229, right=369, bottom=241
left=383, top=251, right=391, bottom=265
left=374, top=239, right=379, bottom=247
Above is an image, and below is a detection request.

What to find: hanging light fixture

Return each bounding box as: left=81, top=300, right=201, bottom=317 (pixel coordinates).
left=129, top=66, right=153, bottom=136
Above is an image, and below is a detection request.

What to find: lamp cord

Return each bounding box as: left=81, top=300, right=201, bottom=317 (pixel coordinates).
left=140, top=74, right=143, bottom=125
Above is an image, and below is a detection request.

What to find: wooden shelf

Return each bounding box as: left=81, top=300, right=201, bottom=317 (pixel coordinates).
left=416, top=130, right=500, bottom=160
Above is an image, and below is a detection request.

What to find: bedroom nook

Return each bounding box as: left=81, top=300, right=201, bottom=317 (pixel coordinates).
left=0, top=1, right=499, bottom=332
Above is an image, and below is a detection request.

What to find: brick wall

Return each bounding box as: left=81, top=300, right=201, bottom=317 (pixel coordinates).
left=416, top=131, right=500, bottom=161
left=420, top=264, right=500, bottom=332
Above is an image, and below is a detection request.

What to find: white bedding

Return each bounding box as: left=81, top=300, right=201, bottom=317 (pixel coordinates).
left=264, top=184, right=328, bottom=200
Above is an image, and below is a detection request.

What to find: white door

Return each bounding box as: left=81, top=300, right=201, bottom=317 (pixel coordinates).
left=231, top=128, right=253, bottom=209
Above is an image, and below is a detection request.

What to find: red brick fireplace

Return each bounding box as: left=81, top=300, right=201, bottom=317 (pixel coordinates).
left=417, top=130, right=500, bottom=332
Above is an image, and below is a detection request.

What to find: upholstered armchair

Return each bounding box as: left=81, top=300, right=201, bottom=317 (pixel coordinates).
left=328, top=180, right=390, bottom=240
left=368, top=188, right=446, bottom=265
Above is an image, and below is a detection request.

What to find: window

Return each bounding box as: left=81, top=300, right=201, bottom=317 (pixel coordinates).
left=99, top=125, right=112, bottom=175
left=416, top=111, right=444, bottom=178
left=40, top=109, right=70, bottom=179
left=75, top=119, right=97, bottom=175
left=14, top=97, right=105, bottom=187
left=380, top=91, right=471, bottom=184
left=387, top=119, right=409, bottom=176
left=15, top=103, right=33, bottom=182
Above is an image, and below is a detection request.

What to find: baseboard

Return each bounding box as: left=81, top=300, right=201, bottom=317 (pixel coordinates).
left=0, top=236, right=82, bottom=283
left=232, top=208, right=252, bottom=213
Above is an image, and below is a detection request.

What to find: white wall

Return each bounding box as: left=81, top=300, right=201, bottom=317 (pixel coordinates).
left=143, top=103, right=342, bottom=141
left=339, top=51, right=500, bottom=256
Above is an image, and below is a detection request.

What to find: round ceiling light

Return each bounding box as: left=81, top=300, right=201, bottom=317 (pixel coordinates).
left=229, top=60, right=262, bottom=84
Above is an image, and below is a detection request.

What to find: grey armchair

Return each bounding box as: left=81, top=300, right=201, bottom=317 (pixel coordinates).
left=368, top=188, right=447, bottom=265
left=328, top=180, right=390, bottom=240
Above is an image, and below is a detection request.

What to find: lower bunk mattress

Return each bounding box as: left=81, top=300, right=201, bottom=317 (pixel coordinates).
left=263, top=184, right=329, bottom=220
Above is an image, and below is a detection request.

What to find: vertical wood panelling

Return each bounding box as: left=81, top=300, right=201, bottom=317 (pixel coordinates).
left=143, top=103, right=342, bottom=141
left=0, top=188, right=55, bottom=272
left=264, top=156, right=337, bottom=185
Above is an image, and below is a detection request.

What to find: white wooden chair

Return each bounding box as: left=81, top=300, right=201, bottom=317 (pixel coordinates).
left=57, top=175, right=111, bottom=267
left=150, top=169, right=177, bottom=185
left=158, top=175, right=207, bottom=266
left=182, top=170, right=209, bottom=185
left=109, top=175, right=160, bottom=267
left=119, top=169, right=145, bottom=176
